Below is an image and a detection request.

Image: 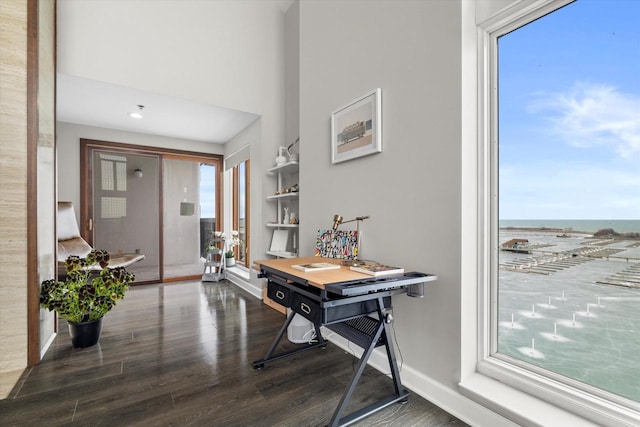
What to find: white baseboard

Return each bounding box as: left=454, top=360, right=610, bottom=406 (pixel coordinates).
left=226, top=269, right=262, bottom=299
left=40, top=332, right=57, bottom=360
left=321, top=327, right=516, bottom=427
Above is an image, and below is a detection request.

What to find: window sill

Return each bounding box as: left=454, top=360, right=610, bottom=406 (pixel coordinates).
left=226, top=265, right=249, bottom=280
left=460, top=360, right=640, bottom=427
left=459, top=372, right=600, bottom=427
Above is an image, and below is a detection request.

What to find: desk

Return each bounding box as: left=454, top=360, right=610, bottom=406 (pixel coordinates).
left=252, top=256, right=437, bottom=427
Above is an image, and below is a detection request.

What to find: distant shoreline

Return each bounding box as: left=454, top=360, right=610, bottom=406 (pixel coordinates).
left=499, top=226, right=590, bottom=234
left=500, top=226, right=640, bottom=240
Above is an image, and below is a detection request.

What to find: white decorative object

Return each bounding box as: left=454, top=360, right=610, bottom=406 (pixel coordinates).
left=276, top=146, right=288, bottom=166
left=287, top=137, right=300, bottom=163
left=270, top=229, right=289, bottom=252
left=283, top=207, right=290, bottom=225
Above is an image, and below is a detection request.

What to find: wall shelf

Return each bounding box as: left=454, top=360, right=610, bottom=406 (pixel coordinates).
left=266, top=223, right=299, bottom=228
left=267, top=161, right=299, bottom=175
left=267, top=192, right=299, bottom=200
left=264, top=157, right=300, bottom=312
left=265, top=157, right=299, bottom=260
left=265, top=250, right=297, bottom=259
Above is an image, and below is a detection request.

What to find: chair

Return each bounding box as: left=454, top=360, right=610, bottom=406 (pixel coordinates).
left=57, top=201, right=145, bottom=276
left=202, top=247, right=226, bottom=282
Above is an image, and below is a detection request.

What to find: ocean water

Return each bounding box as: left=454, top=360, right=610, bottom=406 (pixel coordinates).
left=498, top=226, right=640, bottom=403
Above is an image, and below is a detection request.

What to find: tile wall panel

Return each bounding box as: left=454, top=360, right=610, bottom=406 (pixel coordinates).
left=0, top=0, right=29, bottom=394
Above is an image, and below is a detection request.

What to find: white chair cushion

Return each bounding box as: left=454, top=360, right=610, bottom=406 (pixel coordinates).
left=57, top=201, right=82, bottom=241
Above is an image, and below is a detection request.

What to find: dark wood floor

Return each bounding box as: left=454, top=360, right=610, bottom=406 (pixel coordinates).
left=1, top=280, right=467, bottom=426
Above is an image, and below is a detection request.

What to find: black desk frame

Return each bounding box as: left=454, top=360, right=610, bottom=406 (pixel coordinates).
left=252, top=265, right=428, bottom=427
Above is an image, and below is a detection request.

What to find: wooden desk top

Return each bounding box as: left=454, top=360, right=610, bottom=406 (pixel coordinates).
left=254, top=256, right=375, bottom=290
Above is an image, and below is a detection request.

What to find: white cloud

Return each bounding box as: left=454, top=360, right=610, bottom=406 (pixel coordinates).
left=500, top=162, right=640, bottom=219
left=530, top=82, right=640, bottom=159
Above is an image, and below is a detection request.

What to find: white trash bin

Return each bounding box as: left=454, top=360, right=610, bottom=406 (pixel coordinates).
left=287, top=308, right=314, bottom=343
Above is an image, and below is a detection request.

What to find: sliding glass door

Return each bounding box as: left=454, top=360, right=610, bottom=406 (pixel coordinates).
left=89, top=150, right=160, bottom=282
left=82, top=140, right=222, bottom=284
left=162, top=156, right=219, bottom=279
left=91, top=150, right=160, bottom=282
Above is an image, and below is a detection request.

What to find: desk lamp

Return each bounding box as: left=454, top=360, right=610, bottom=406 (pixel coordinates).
left=331, top=214, right=370, bottom=266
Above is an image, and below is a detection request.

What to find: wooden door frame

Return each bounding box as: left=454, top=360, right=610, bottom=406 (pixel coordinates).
left=80, top=139, right=223, bottom=283
left=27, top=0, right=57, bottom=366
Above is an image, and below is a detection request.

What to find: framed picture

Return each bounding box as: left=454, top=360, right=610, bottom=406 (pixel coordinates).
left=315, top=230, right=359, bottom=259
left=331, top=88, right=381, bottom=164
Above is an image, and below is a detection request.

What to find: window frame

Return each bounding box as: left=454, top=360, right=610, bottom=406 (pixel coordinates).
left=466, top=0, right=640, bottom=425
left=232, top=160, right=250, bottom=267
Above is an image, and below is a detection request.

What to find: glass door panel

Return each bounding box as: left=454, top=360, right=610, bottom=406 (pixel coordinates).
left=163, top=158, right=217, bottom=279
left=200, top=163, right=218, bottom=258
left=92, top=151, right=160, bottom=282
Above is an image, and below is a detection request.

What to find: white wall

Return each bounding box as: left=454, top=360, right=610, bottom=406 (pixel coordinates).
left=299, top=0, right=462, bottom=390
left=56, top=0, right=284, bottom=117
left=285, top=0, right=300, bottom=147
left=56, top=0, right=287, bottom=272
left=57, top=122, right=224, bottom=214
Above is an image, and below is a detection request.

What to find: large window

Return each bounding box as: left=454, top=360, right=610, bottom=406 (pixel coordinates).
left=480, top=0, right=640, bottom=421
left=232, top=160, right=249, bottom=267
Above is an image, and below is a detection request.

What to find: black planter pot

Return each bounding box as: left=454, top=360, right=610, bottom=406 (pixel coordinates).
left=68, top=317, right=103, bottom=348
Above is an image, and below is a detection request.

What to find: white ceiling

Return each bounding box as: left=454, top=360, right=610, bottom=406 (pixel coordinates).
left=56, top=73, right=260, bottom=143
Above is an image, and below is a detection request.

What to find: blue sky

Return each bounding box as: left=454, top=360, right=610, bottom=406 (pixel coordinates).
left=498, top=0, right=640, bottom=220
left=200, top=163, right=217, bottom=218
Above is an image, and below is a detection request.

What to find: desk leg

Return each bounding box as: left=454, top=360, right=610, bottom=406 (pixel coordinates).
left=328, top=297, right=409, bottom=427
left=252, top=310, right=327, bottom=369
left=383, top=318, right=404, bottom=397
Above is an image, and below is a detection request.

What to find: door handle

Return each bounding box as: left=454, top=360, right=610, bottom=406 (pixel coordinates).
left=88, top=218, right=93, bottom=231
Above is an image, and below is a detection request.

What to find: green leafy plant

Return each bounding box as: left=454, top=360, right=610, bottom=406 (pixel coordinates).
left=205, top=230, right=239, bottom=256
left=40, top=250, right=135, bottom=323
left=205, top=231, right=224, bottom=254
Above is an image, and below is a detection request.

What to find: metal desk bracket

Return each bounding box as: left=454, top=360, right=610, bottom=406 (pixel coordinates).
left=251, top=310, right=327, bottom=369
left=326, top=296, right=408, bottom=427
left=252, top=295, right=408, bottom=427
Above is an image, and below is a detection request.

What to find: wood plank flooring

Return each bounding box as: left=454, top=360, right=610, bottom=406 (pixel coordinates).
left=0, top=280, right=468, bottom=426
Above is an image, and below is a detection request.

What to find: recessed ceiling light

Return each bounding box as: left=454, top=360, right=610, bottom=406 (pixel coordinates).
left=128, top=104, right=144, bottom=119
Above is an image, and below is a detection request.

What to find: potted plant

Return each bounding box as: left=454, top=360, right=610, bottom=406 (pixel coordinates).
left=204, top=231, right=224, bottom=261
left=39, top=249, right=135, bottom=348
left=223, top=231, right=240, bottom=267
left=224, top=249, right=236, bottom=267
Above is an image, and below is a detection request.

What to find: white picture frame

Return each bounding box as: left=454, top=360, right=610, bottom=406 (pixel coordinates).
left=331, top=88, right=382, bottom=164
left=269, top=229, right=290, bottom=252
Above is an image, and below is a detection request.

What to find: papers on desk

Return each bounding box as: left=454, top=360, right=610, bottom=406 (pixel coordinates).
left=291, top=262, right=341, bottom=272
